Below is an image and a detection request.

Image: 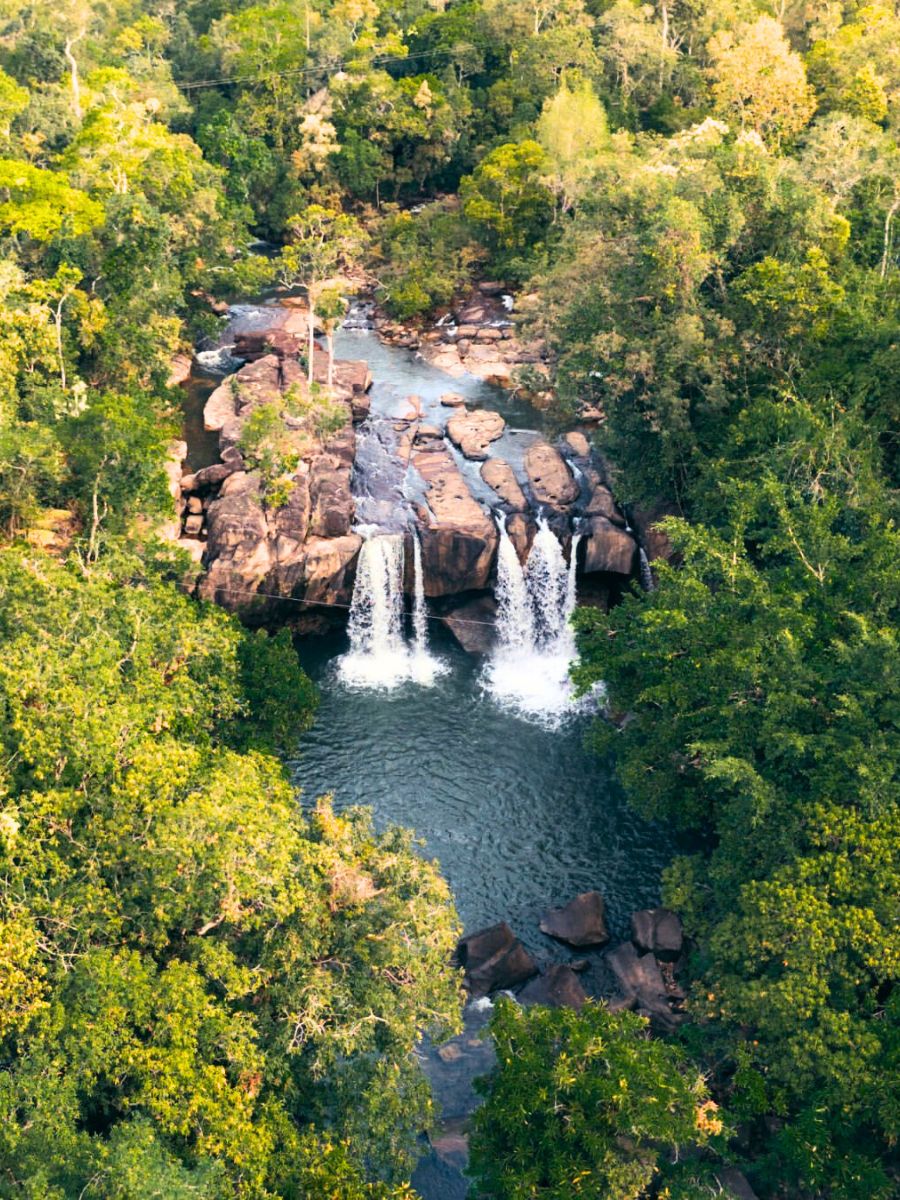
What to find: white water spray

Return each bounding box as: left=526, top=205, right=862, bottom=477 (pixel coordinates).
left=338, top=528, right=444, bottom=689
left=484, top=518, right=584, bottom=724
left=494, top=515, right=535, bottom=653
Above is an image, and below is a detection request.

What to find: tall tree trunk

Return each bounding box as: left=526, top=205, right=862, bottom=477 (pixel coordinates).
left=881, top=196, right=900, bottom=280
left=64, top=31, right=85, bottom=123
left=308, top=300, right=316, bottom=386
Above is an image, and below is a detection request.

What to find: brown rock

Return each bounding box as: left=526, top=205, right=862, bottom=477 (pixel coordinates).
left=518, top=965, right=587, bottom=1011
left=540, top=891, right=610, bottom=947
left=582, top=516, right=636, bottom=576
left=412, top=446, right=497, bottom=595
left=203, top=379, right=238, bottom=432
left=523, top=441, right=579, bottom=508
left=564, top=431, right=591, bottom=458
left=441, top=595, right=497, bottom=655
left=187, top=495, right=203, bottom=515
left=480, top=459, right=527, bottom=510
left=632, top=500, right=679, bottom=563
left=455, top=922, right=539, bottom=998
left=630, top=908, right=683, bottom=962
left=308, top=458, right=353, bottom=538
left=440, top=392, right=467, bottom=408
left=446, top=408, right=505, bottom=460
left=457, top=323, right=479, bottom=338
left=168, top=352, right=193, bottom=387
left=184, top=513, right=204, bottom=536
left=476, top=327, right=502, bottom=341
left=584, top=477, right=625, bottom=525
left=505, top=513, right=535, bottom=564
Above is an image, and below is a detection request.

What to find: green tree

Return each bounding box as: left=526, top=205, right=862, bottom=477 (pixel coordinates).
left=469, top=999, right=722, bottom=1200
left=460, top=139, right=551, bottom=257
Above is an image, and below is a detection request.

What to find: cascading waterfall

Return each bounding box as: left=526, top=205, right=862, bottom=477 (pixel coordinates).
left=338, top=528, right=444, bottom=689
left=494, top=515, right=535, bottom=653
left=485, top=517, right=584, bottom=724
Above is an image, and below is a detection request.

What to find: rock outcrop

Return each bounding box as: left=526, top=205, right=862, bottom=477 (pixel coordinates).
left=582, top=516, right=636, bottom=576
left=412, top=437, right=498, bottom=596
left=441, top=595, right=497, bottom=654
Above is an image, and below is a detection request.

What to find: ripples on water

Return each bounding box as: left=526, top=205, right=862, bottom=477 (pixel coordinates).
left=290, top=633, right=665, bottom=950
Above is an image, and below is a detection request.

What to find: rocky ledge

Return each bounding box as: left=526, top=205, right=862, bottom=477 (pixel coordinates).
left=168, top=302, right=673, bottom=630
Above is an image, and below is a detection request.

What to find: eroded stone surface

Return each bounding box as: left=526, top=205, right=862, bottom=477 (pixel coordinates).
left=446, top=408, right=506, bottom=460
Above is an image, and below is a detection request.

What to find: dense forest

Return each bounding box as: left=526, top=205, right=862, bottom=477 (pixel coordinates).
left=0, top=0, right=897, bottom=1197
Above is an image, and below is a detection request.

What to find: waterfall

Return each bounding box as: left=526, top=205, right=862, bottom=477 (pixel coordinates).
left=526, top=519, right=569, bottom=645
left=638, top=548, right=655, bottom=592
left=494, top=516, right=535, bottom=652
left=485, top=518, right=584, bottom=725
left=338, top=528, right=444, bottom=689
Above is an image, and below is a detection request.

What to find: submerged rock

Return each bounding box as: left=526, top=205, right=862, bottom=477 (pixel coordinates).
left=539, top=891, right=610, bottom=947
left=441, top=595, right=497, bottom=655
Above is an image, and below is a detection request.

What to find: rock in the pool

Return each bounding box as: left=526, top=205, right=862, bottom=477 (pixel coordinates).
left=539, top=891, right=610, bottom=947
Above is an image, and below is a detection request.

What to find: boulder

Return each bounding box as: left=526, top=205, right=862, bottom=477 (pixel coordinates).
left=204, top=379, right=238, bottom=432
left=183, top=461, right=240, bottom=492
left=480, top=459, right=527, bottom=510
left=632, top=499, right=679, bottom=564
left=455, top=922, right=538, bottom=998
left=456, top=323, right=479, bottom=339
left=582, top=516, right=636, bottom=576
left=518, top=965, right=587, bottom=1011
left=441, top=595, right=497, bottom=655
left=184, top=513, right=204, bottom=536
left=524, top=441, right=579, bottom=508
left=540, top=891, right=610, bottom=948
left=606, top=942, right=667, bottom=1002
left=446, top=409, right=506, bottom=461
left=630, top=908, right=683, bottom=962
left=168, top=353, right=193, bottom=387
left=715, top=1169, right=760, bottom=1200
left=505, top=513, right=535, bottom=564
left=292, top=534, right=361, bottom=606
left=440, top=391, right=467, bottom=408
left=563, top=431, right=591, bottom=458
left=478, top=281, right=507, bottom=296
left=606, top=942, right=681, bottom=1032
left=584, top=476, right=625, bottom=525
left=476, top=327, right=502, bottom=342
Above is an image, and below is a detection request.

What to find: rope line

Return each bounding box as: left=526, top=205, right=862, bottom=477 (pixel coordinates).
left=174, top=48, right=451, bottom=92
left=196, top=581, right=510, bottom=628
